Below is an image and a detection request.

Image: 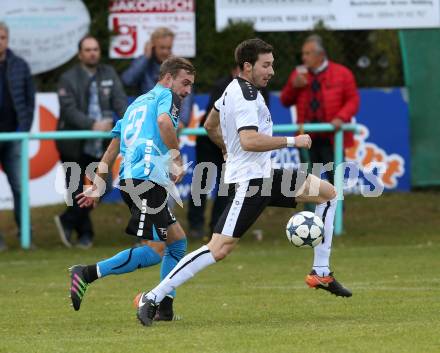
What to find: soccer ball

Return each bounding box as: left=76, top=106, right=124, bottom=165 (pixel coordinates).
left=286, top=211, right=324, bottom=248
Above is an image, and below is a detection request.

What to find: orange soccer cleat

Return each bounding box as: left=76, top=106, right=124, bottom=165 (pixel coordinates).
left=305, top=270, right=352, bottom=297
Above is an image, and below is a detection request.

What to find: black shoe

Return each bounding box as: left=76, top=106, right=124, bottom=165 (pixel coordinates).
left=69, top=265, right=89, bottom=311
left=54, top=215, right=73, bottom=248
left=155, top=295, right=178, bottom=321
left=136, top=292, right=158, bottom=326
left=76, top=236, right=93, bottom=250
left=305, top=270, right=352, bottom=297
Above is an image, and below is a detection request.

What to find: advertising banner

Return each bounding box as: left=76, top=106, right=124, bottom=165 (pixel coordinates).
left=0, top=88, right=410, bottom=210
left=109, top=0, right=196, bottom=58
left=178, top=88, right=410, bottom=201
left=215, top=0, right=440, bottom=32
left=0, top=0, right=90, bottom=74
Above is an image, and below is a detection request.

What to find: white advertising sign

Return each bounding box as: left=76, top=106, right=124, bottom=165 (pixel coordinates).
left=109, top=0, right=196, bottom=58
left=215, top=0, right=440, bottom=31
left=0, top=0, right=90, bottom=74
left=0, top=93, right=65, bottom=210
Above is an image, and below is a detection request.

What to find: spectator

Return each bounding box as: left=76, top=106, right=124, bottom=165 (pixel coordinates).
left=0, top=22, right=35, bottom=251
left=54, top=35, right=127, bottom=249
left=187, top=65, right=270, bottom=239
left=280, top=34, right=359, bottom=185
left=121, top=27, right=192, bottom=126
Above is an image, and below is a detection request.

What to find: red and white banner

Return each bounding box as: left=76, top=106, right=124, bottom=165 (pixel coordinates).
left=109, top=0, right=196, bottom=59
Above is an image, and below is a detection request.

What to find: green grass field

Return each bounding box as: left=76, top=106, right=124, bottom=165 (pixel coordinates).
left=1, top=193, right=440, bottom=353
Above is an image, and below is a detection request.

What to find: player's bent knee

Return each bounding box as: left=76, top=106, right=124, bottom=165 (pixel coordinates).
left=330, top=186, right=337, bottom=199
left=210, top=243, right=234, bottom=261
left=167, top=222, right=186, bottom=243
left=208, top=233, right=237, bottom=261
left=296, top=177, right=337, bottom=204
left=213, top=249, right=229, bottom=261
left=319, top=180, right=337, bottom=201
left=145, top=241, right=165, bottom=257
left=300, top=174, right=321, bottom=198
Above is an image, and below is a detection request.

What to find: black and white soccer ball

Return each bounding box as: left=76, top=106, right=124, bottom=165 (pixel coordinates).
left=286, top=211, right=324, bottom=248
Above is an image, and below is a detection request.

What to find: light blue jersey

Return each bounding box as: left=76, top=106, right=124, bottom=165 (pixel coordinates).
left=112, top=84, right=181, bottom=186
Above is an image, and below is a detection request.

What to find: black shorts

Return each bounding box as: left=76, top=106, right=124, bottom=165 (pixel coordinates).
left=120, top=179, right=177, bottom=241
left=214, top=169, right=307, bottom=238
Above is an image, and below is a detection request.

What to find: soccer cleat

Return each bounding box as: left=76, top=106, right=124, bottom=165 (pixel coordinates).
left=136, top=292, right=158, bottom=326
left=155, top=295, right=178, bottom=321
left=305, top=270, right=352, bottom=297
left=69, top=265, right=89, bottom=310
left=133, top=293, right=180, bottom=321
left=133, top=292, right=143, bottom=309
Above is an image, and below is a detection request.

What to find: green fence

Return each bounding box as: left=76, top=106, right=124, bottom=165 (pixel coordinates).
left=399, top=29, right=440, bottom=187
left=0, top=123, right=358, bottom=249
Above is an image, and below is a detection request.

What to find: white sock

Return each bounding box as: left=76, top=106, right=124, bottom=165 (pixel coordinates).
left=313, top=197, right=337, bottom=277
left=147, top=245, right=216, bottom=304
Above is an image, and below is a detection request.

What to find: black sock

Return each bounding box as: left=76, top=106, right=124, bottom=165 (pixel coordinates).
left=83, top=264, right=98, bottom=284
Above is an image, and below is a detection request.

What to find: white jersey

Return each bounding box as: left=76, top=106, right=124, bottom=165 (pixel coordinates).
left=214, top=77, right=273, bottom=184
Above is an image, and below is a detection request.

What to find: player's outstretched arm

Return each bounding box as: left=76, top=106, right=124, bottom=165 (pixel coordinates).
left=239, top=130, right=311, bottom=152
left=76, top=138, right=120, bottom=208
left=204, top=108, right=226, bottom=155
left=158, top=113, right=184, bottom=183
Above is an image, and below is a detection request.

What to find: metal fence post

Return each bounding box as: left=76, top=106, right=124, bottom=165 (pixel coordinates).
left=20, top=135, right=31, bottom=249
left=334, top=129, right=344, bottom=235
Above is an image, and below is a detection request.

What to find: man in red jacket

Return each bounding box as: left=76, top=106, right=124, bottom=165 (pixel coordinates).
left=280, top=34, right=359, bottom=184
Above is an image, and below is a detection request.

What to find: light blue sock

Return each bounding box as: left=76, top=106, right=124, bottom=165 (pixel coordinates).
left=97, top=246, right=161, bottom=278
left=160, top=238, right=187, bottom=298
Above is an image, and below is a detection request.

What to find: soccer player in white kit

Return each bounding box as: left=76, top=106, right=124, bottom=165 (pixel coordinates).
left=136, top=38, right=352, bottom=326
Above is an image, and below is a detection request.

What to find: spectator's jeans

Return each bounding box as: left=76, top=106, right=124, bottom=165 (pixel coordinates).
left=0, top=141, right=22, bottom=230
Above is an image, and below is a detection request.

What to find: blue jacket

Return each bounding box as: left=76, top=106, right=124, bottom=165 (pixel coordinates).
left=121, top=55, right=159, bottom=94
left=122, top=55, right=193, bottom=125
left=5, top=49, right=35, bottom=131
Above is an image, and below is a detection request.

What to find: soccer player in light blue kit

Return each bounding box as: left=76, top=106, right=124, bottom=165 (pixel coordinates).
left=69, top=57, right=195, bottom=321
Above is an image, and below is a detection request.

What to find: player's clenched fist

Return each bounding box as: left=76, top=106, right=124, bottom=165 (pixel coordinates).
left=295, top=134, right=312, bottom=149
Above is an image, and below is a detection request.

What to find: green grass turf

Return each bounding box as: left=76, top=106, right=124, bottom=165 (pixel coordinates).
left=1, top=193, right=440, bottom=353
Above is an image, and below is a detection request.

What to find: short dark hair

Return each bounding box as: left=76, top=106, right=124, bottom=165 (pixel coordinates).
left=78, top=35, right=99, bottom=52
left=159, top=56, right=195, bottom=79
left=235, top=38, right=273, bottom=70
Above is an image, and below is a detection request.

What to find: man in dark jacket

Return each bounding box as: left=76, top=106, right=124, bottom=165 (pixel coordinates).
left=54, top=35, right=127, bottom=249
left=0, top=22, right=35, bottom=251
